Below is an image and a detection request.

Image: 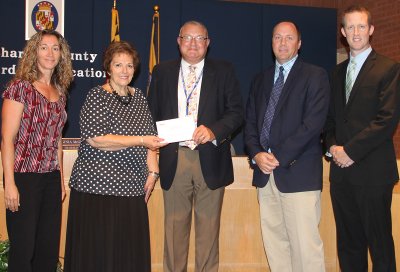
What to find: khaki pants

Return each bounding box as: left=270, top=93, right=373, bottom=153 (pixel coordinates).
left=258, top=173, right=325, bottom=272
left=163, top=147, right=224, bottom=272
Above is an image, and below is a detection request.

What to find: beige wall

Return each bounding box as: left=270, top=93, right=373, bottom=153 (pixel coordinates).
left=0, top=151, right=399, bottom=271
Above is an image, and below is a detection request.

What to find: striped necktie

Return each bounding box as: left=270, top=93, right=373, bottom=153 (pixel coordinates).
left=345, top=59, right=357, bottom=103
left=260, top=66, right=285, bottom=150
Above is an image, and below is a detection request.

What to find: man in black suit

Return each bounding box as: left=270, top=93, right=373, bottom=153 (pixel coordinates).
left=147, top=21, right=243, bottom=272
left=324, top=5, right=400, bottom=271
left=244, top=21, right=329, bottom=271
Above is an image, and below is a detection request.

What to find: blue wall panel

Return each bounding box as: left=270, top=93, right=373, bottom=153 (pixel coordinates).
left=0, top=0, right=336, bottom=154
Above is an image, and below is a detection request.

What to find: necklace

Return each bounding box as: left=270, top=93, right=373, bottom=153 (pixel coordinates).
left=109, top=82, right=132, bottom=105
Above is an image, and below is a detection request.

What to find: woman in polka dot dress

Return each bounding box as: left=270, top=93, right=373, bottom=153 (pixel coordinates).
left=64, top=41, right=166, bottom=272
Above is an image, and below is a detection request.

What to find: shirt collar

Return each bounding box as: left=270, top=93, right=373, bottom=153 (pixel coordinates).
left=275, top=55, right=298, bottom=73
left=349, top=46, right=372, bottom=65
left=181, top=58, right=205, bottom=71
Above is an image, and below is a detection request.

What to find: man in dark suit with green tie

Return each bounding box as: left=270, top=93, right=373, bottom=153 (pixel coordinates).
left=324, top=5, right=400, bottom=271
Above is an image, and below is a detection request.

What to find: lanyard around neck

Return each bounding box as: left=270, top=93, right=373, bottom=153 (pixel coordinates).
left=180, top=65, right=204, bottom=115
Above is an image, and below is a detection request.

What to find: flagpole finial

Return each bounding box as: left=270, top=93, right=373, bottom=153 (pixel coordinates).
left=153, top=5, right=159, bottom=13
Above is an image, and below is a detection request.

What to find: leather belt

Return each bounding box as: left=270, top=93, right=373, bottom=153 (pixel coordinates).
left=179, top=145, right=198, bottom=150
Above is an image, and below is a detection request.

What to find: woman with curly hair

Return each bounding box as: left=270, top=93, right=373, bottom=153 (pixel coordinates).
left=1, top=29, right=73, bottom=272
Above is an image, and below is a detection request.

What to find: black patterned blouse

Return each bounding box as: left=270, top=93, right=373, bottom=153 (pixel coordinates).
left=69, top=86, right=156, bottom=196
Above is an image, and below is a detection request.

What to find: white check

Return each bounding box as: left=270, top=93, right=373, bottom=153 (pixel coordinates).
left=156, top=117, right=196, bottom=143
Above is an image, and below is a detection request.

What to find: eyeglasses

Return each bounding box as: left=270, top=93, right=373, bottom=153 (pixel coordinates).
left=179, top=35, right=208, bottom=42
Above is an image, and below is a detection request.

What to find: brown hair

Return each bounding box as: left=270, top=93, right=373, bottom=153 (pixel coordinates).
left=103, top=41, right=140, bottom=74
left=10, top=29, right=73, bottom=95
left=342, top=5, right=372, bottom=27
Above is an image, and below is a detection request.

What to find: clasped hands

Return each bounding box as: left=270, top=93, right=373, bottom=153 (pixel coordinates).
left=330, top=145, right=354, bottom=168
left=254, top=152, right=280, bottom=174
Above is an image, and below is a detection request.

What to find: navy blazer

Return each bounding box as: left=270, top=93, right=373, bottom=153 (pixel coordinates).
left=324, top=50, right=400, bottom=186
left=148, top=59, right=243, bottom=190
left=245, top=59, right=330, bottom=193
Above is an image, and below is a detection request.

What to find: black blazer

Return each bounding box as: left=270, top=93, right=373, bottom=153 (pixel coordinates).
left=245, top=59, right=330, bottom=193
left=324, top=50, right=400, bottom=186
left=147, top=59, right=243, bottom=190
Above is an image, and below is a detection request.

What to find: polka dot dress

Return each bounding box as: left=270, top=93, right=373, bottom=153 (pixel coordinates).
left=69, top=86, right=156, bottom=196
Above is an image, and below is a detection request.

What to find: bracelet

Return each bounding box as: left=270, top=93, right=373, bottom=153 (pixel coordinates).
left=148, top=171, right=160, bottom=180
left=141, top=136, right=144, bottom=145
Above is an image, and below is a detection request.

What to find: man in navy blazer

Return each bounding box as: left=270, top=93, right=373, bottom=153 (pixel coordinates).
left=148, top=21, right=243, bottom=272
left=324, top=5, right=400, bottom=271
left=244, top=21, right=330, bottom=271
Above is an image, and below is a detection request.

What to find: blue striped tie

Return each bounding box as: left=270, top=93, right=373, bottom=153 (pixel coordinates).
left=260, top=66, right=285, bottom=150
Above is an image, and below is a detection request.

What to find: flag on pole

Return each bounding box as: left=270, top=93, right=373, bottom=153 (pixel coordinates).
left=111, top=0, right=120, bottom=42
left=147, top=5, right=160, bottom=94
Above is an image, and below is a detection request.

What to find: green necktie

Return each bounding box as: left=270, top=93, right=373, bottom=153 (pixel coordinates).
left=345, top=59, right=356, bottom=103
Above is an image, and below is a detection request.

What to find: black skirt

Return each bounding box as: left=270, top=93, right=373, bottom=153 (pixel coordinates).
left=64, top=189, right=151, bottom=272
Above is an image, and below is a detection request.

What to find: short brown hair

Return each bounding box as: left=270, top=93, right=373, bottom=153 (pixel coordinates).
left=342, top=5, right=372, bottom=27
left=103, top=41, right=140, bottom=74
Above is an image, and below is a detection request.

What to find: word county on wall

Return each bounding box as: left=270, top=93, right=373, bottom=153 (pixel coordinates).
left=0, top=46, right=106, bottom=78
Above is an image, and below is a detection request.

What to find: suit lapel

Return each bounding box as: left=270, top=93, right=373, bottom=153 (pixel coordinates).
left=346, top=51, right=376, bottom=109
left=168, top=60, right=180, bottom=118
left=337, top=61, right=348, bottom=107
left=257, top=67, right=275, bottom=130
left=197, top=60, right=215, bottom=118
left=273, top=59, right=301, bottom=115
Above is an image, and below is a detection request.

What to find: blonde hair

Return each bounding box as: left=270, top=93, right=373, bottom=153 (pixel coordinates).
left=10, top=30, right=73, bottom=95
